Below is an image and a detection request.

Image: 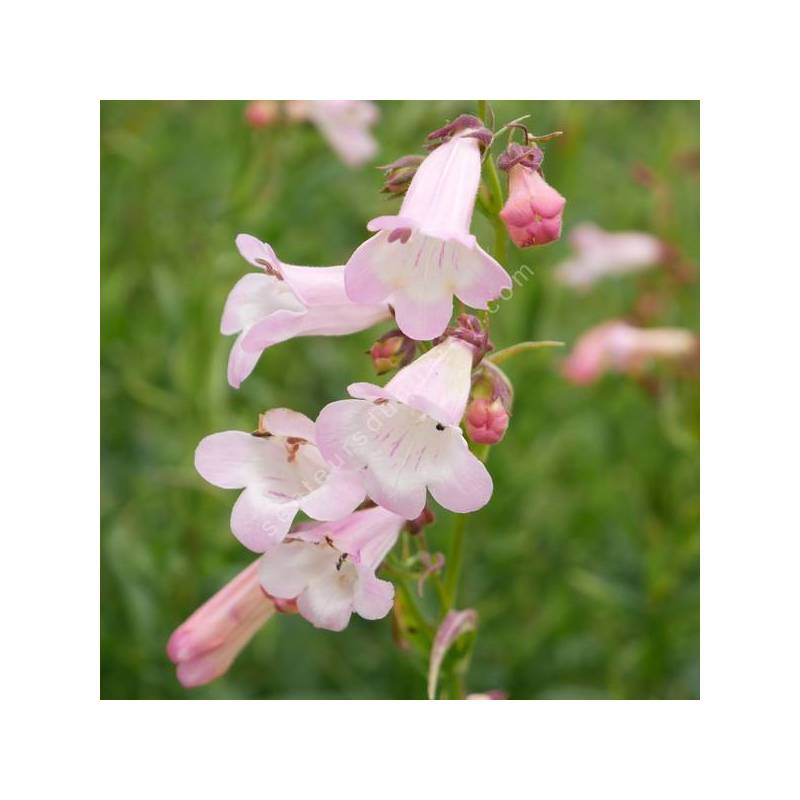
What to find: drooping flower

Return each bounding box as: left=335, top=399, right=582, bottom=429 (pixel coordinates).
left=286, top=100, right=380, bottom=167
left=315, top=337, right=493, bottom=518
left=345, top=117, right=512, bottom=341
left=195, top=408, right=366, bottom=552
left=258, top=506, right=404, bottom=632
left=554, top=223, right=665, bottom=289
left=166, top=561, right=281, bottom=688
left=562, top=320, right=698, bottom=385
left=223, top=234, right=390, bottom=388
left=499, top=152, right=566, bottom=248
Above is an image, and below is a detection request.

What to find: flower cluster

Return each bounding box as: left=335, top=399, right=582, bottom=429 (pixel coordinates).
left=170, top=107, right=567, bottom=695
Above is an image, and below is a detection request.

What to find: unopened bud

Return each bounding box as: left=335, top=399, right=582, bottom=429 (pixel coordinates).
left=405, top=506, right=435, bottom=535
left=369, top=329, right=416, bottom=374
left=379, top=155, right=424, bottom=196
left=245, top=100, right=279, bottom=129
left=465, top=397, right=509, bottom=445
left=466, top=361, right=513, bottom=445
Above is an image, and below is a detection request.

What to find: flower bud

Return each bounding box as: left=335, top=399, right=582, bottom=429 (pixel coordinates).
left=379, top=155, right=425, bottom=196
left=498, top=143, right=565, bottom=248
left=465, top=361, right=513, bottom=445
left=465, top=397, right=509, bottom=445
left=405, top=506, right=435, bottom=535
left=245, top=100, right=278, bottom=129
left=369, top=328, right=416, bottom=374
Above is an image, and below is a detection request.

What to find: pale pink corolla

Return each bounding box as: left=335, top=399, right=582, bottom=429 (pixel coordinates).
left=562, top=320, right=698, bottom=385
left=223, top=234, right=390, bottom=388
left=258, top=506, right=404, bottom=632
left=195, top=408, right=366, bottom=552
left=315, top=337, right=493, bottom=519
left=287, top=100, right=380, bottom=167
left=166, top=561, right=277, bottom=688
left=345, top=129, right=512, bottom=341
left=555, top=223, right=665, bottom=289
left=499, top=165, right=566, bottom=248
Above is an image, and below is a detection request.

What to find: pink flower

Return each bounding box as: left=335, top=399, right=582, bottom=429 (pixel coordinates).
left=345, top=127, right=512, bottom=341
left=315, top=337, right=493, bottom=518
left=244, top=100, right=278, bottom=129
left=223, top=234, right=390, bottom=388
left=499, top=165, right=566, bottom=248
left=258, top=506, right=404, bottom=632
left=562, top=320, right=698, bottom=385
left=195, top=408, right=366, bottom=552
left=555, top=223, right=664, bottom=289
left=287, top=100, right=380, bottom=167
left=465, top=397, right=509, bottom=445
left=166, top=561, right=277, bottom=688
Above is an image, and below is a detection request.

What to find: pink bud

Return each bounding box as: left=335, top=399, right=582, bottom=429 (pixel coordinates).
left=244, top=100, right=278, bottom=129
left=369, top=329, right=416, bottom=374
left=500, top=164, right=566, bottom=248
left=465, top=397, right=509, bottom=445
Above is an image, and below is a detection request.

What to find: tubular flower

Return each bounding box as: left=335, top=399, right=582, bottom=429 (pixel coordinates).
left=195, top=408, right=366, bottom=552
left=554, top=223, right=665, bottom=289
left=166, top=561, right=279, bottom=688
left=258, top=506, right=405, bottom=632
left=287, top=100, right=380, bottom=167
left=223, top=234, right=390, bottom=388
left=345, top=125, right=512, bottom=341
left=315, top=337, right=493, bottom=519
left=562, top=320, right=698, bottom=385
left=499, top=164, right=566, bottom=248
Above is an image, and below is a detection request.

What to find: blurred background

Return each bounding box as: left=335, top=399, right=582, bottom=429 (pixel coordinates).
left=101, top=100, right=699, bottom=699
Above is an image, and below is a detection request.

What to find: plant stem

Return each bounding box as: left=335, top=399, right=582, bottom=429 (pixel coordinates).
left=444, top=513, right=467, bottom=608
left=488, top=340, right=565, bottom=365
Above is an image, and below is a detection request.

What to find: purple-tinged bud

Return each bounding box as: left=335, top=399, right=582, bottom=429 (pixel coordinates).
left=405, top=506, right=436, bottom=535
left=443, top=313, right=492, bottom=365
left=465, top=397, right=509, bottom=445
left=379, top=155, right=425, bottom=196
left=369, top=328, right=416, bottom=374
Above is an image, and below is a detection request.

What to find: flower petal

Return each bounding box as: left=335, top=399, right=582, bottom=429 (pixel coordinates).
left=344, top=232, right=403, bottom=304
left=452, top=243, right=513, bottom=310
left=231, top=486, right=297, bottom=551
left=297, top=574, right=355, bottom=631
left=299, top=469, right=366, bottom=521
left=235, top=234, right=281, bottom=271
left=260, top=408, right=317, bottom=443
left=353, top=574, right=395, bottom=620
left=391, top=286, right=454, bottom=342
left=221, top=272, right=303, bottom=336
left=240, top=309, right=310, bottom=353
left=258, top=540, right=330, bottom=599
left=226, top=332, right=264, bottom=389
left=195, top=431, right=277, bottom=489
left=427, top=435, right=493, bottom=514
left=384, top=337, right=473, bottom=426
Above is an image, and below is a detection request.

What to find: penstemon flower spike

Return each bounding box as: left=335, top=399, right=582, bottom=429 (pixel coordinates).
left=179, top=102, right=576, bottom=699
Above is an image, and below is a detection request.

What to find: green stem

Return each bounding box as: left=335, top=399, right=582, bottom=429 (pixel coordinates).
left=444, top=514, right=467, bottom=608
left=488, top=340, right=565, bottom=365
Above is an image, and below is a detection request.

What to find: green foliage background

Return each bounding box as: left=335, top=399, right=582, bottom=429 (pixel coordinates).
left=101, top=100, right=699, bottom=699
